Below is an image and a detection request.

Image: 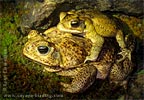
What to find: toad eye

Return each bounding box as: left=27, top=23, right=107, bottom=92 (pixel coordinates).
left=71, top=20, right=80, bottom=28
left=37, top=46, right=49, bottom=54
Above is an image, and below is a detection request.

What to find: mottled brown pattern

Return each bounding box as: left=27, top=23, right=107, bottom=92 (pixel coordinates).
left=23, top=27, right=135, bottom=93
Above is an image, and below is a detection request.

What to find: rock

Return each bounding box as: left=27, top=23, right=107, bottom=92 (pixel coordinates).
left=110, top=0, right=143, bottom=15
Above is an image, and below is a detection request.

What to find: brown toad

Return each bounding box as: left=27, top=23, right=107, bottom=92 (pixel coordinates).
left=23, top=27, right=92, bottom=70
left=23, top=27, right=135, bottom=93
left=57, top=9, right=131, bottom=63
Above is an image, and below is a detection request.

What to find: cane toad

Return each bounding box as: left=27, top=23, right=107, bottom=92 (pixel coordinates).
left=23, top=27, right=92, bottom=70
left=57, top=9, right=131, bottom=63
left=23, top=27, right=135, bottom=93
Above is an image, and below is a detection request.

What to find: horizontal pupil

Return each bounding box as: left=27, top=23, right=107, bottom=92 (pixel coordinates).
left=38, top=46, right=49, bottom=54
left=71, top=21, right=79, bottom=27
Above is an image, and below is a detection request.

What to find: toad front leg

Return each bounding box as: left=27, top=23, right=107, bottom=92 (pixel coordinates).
left=84, top=33, right=104, bottom=63
left=116, top=30, right=131, bottom=63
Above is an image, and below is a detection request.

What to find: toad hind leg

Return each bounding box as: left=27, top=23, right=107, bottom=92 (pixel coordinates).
left=84, top=34, right=104, bottom=63
left=57, top=65, right=97, bottom=93
left=116, top=30, right=131, bottom=63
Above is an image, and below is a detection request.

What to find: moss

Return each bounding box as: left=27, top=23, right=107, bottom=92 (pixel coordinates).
left=6, top=62, right=61, bottom=94
left=0, top=12, right=23, bottom=60
left=137, top=70, right=144, bottom=75
left=0, top=7, right=32, bottom=66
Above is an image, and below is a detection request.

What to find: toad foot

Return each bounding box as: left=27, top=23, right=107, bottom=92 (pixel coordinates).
left=116, top=48, right=131, bottom=63
left=84, top=55, right=97, bottom=63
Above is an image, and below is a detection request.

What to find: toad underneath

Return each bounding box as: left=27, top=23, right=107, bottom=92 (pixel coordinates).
left=23, top=27, right=135, bottom=93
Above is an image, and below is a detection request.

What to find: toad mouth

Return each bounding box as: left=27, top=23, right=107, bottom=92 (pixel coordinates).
left=72, top=33, right=85, bottom=37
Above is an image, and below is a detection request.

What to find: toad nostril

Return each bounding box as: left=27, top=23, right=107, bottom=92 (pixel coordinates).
left=27, top=45, right=32, bottom=50
left=37, top=46, right=49, bottom=54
